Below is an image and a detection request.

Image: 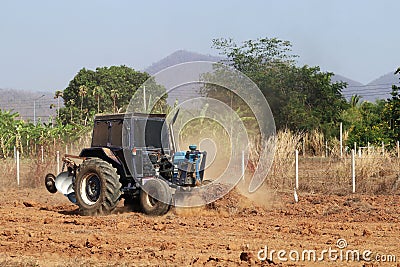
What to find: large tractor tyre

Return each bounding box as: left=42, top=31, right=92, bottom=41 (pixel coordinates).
left=140, top=179, right=172, bottom=216
left=74, top=158, right=122, bottom=216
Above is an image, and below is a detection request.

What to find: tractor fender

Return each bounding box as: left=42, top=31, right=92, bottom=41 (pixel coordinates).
left=79, top=147, right=126, bottom=176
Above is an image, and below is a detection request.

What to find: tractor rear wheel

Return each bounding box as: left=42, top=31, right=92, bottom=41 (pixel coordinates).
left=140, top=179, right=171, bottom=216
left=74, top=158, right=121, bottom=216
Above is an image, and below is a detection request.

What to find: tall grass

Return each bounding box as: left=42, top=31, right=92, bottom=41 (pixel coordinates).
left=253, top=130, right=400, bottom=195
left=0, top=134, right=91, bottom=190
left=264, top=130, right=302, bottom=190
left=1, top=128, right=399, bottom=196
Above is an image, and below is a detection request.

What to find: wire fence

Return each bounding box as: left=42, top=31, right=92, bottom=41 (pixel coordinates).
left=2, top=140, right=400, bottom=197
left=263, top=149, right=400, bottom=195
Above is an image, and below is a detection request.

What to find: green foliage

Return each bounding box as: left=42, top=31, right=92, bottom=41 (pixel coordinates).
left=208, top=37, right=348, bottom=137
left=60, top=65, right=160, bottom=124
left=213, top=37, right=297, bottom=73
left=384, top=68, right=400, bottom=141
left=342, top=100, right=390, bottom=146
left=0, top=110, right=88, bottom=158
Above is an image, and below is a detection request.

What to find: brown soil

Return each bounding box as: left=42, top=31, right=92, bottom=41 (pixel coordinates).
left=0, top=187, right=399, bottom=266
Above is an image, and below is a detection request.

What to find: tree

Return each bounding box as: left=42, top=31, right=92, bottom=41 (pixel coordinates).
left=54, top=90, right=63, bottom=117
left=212, top=37, right=297, bottom=74
left=384, top=67, right=400, bottom=141
left=92, top=85, right=105, bottom=113
left=78, top=85, right=88, bottom=120
left=342, top=100, right=389, bottom=146
left=207, top=37, right=348, bottom=137
left=68, top=99, right=75, bottom=122
left=110, top=89, right=119, bottom=113
left=60, top=65, right=155, bottom=124
left=350, top=94, right=362, bottom=108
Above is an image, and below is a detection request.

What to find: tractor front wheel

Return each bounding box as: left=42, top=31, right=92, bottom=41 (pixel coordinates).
left=140, top=179, right=171, bottom=216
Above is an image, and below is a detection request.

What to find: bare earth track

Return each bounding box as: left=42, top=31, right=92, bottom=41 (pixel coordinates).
left=0, top=188, right=399, bottom=266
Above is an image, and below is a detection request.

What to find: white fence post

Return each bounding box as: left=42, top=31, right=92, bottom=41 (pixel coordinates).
left=340, top=122, right=343, bottom=158
left=325, top=140, right=328, bottom=158
left=41, top=145, right=44, bottom=163
left=351, top=149, right=356, bottom=193
left=16, top=149, right=20, bottom=186
left=56, top=151, right=60, bottom=174
left=382, top=141, right=385, bottom=156
left=295, top=149, right=299, bottom=190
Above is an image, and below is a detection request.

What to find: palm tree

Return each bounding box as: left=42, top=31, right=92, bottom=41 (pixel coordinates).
left=68, top=99, right=75, bottom=122
left=93, top=86, right=105, bottom=114
left=110, top=89, right=119, bottom=113
left=350, top=94, right=362, bottom=108
left=54, top=90, right=63, bottom=118
left=78, top=85, right=88, bottom=113
left=78, top=85, right=88, bottom=122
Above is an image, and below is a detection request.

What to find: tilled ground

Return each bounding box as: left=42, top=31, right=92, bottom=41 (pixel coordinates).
left=0, top=187, right=399, bottom=266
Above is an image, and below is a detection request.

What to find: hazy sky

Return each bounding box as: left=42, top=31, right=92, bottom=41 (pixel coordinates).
left=1, top=0, right=399, bottom=92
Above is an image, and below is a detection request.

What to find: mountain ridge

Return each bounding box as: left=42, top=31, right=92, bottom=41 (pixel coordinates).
left=145, top=50, right=397, bottom=103
left=1, top=50, right=397, bottom=119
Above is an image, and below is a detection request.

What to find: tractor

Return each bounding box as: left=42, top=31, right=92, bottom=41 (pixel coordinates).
left=45, top=112, right=207, bottom=216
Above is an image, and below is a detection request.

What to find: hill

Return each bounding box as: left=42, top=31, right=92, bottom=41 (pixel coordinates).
left=333, top=72, right=398, bottom=102
left=145, top=50, right=221, bottom=75
left=146, top=50, right=398, bottom=104
left=145, top=50, right=221, bottom=105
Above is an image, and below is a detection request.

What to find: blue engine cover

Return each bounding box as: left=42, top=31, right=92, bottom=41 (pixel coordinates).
left=173, top=151, right=186, bottom=165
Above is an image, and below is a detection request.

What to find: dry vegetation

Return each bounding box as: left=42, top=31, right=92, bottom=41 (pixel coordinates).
left=0, top=130, right=399, bottom=197
left=256, top=130, right=400, bottom=195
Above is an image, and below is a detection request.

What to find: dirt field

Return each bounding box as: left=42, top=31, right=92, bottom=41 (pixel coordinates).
left=0, top=187, right=399, bottom=267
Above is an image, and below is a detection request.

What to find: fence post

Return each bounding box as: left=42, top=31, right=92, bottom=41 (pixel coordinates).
left=295, top=149, right=299, bottom=189
left=351, top=149, right=356, bottom=193
left=56, top=151, right=60, bottom=174
left=382, top=141, right=385, bottom=156
left=397, top=141, right=399, bottom=158
left=16, top=149, right=20, bottom=186
left=340, top=122, right=343, bottom=158
left=14, top=146, right=16, bottom=163
left=325, top=141, right=328, bottom=157
left=41, top=145, right=44, bottom=163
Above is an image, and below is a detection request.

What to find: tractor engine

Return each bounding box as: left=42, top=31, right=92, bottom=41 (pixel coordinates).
left=172, top=145, right=207, bottom=186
